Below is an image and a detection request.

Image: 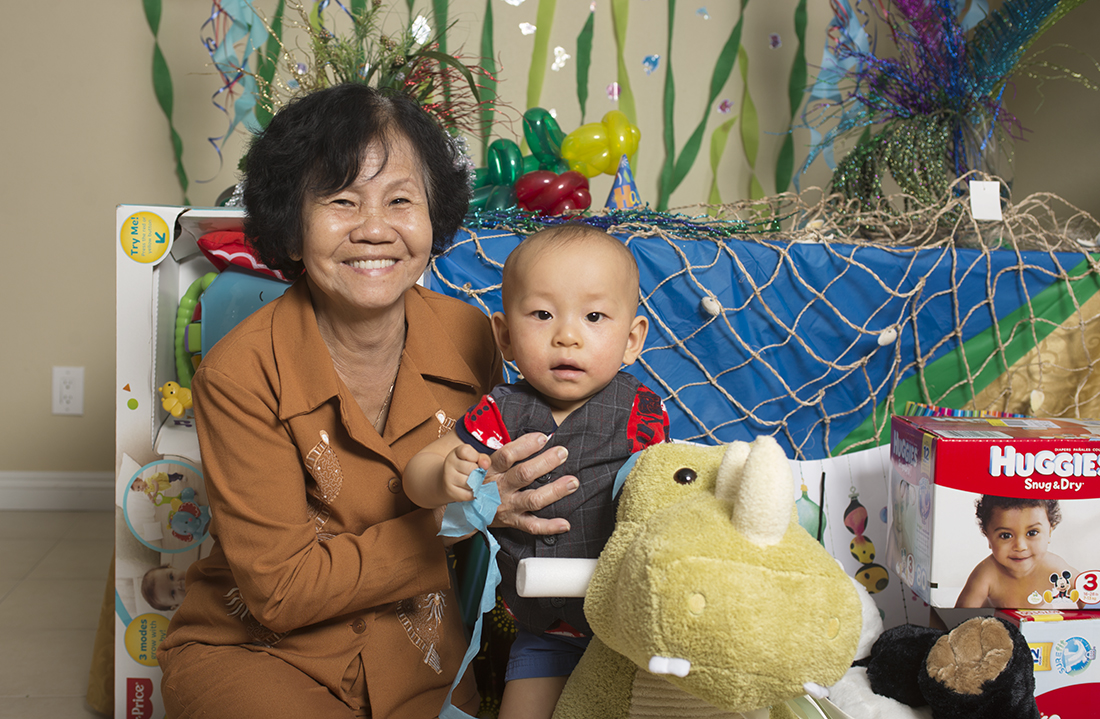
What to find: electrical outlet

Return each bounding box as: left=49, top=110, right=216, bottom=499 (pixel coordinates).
left=52, top=366, right=84, bottom=416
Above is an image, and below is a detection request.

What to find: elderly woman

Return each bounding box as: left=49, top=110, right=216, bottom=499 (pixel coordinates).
left=157, top=83, right=577, bottom=719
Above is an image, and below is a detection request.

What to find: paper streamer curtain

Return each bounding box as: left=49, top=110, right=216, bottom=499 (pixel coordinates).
left=433, top=179, right=1100, bottom=462
left=155, top=1, right=825, bottom=204
left=144, top=0, right=190, bottom=204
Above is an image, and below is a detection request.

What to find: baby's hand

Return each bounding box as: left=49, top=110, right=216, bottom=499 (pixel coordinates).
left=441, top=445, right=491, bottom=503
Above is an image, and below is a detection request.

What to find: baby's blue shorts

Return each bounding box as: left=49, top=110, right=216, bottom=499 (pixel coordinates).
left=505, top=627, right=592, bottom=681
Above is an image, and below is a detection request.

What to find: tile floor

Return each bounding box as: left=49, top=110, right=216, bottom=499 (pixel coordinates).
left=0, top=510, right=114, bottom=718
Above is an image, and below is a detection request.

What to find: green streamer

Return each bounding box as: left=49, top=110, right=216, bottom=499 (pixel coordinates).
left=658, top=0, right=679, bottom=212
left=576, top=8, right=595, bottom=123
left=707, top=116, right=738, bottom=210
left=656, top=0, right=748, bottom=210
left=432, top=0, right=449, bottom=54
left=144, top=0, right=189, bottom=203
left=738, top=47, right=763, bottom=199
left=526, top=0, right=557, bottom=113
left=432, top=0, right=451, bottom=106
left=479, top=0, right=497, bottom=165
left=610, top=0, right=637, bottom=126
left=775, top=0, right=807, bottom=193
left=833, top=255, right=1100, bottom=455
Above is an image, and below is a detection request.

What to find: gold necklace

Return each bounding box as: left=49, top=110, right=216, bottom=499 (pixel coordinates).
left=375, top=359, right=400, bottom=431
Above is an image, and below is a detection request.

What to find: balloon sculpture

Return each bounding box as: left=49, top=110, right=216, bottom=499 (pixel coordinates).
left=515, top=170, right=590, bottom=215
left=522, top=107, right=567, bottom=174
left=469, top=107, right=641, bottom=215
left=560, top=110, right=641, bottom=178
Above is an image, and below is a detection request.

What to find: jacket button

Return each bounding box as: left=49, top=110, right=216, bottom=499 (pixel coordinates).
left=351, top=618, right=367, bottom=634
left=550, top=597, right=566, bottom=608
left=388, top=477, right=401, bottom=494
left=542, top=535, right=557, bottom=546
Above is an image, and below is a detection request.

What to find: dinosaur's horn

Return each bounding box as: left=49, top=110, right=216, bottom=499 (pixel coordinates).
left=722, top=436, right=792, bottom=547
left=715, top=440, right=749, bottom=504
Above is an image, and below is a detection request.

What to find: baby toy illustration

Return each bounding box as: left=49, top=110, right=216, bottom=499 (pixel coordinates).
left=167, top=487, right=210, bottom=542
left=130, top=471, right=184, bottom=506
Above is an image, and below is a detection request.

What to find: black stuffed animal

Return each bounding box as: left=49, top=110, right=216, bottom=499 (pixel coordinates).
left=855, top=615, right=1039, bottom=719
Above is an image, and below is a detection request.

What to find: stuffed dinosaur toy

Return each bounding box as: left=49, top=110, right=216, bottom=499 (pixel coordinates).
left=549, top=437, right=864, bottom=719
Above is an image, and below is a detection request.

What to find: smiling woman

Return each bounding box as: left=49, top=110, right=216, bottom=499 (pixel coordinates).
left=300, top=135, right=436, bottom=355
left=155, top=84, right=582, bottom=719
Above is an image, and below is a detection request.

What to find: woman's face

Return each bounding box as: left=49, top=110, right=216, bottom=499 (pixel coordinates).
left=299, top=133, right=433, bottom=320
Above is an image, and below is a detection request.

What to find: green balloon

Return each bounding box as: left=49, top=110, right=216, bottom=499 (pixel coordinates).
left=487, top=139, right=523, bottom=186
left=523, top=107, right=566, bottom=169
left=470, top=184, right=517, bottom=212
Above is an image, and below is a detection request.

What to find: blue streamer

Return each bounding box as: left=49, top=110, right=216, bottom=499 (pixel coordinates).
left=437, top=468, right=502, bottom=719
left=200, top=0, right=270, bottom=172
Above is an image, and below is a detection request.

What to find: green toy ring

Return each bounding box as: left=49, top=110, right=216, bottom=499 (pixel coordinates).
left=174, top=273, right=217, bottom=389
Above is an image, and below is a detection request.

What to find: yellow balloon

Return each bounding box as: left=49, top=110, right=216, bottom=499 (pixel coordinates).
left=561, top=110, right=641, bottom=178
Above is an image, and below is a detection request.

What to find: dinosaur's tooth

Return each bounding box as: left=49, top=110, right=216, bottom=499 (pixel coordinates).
left=648, top=656, right=691, bottom=677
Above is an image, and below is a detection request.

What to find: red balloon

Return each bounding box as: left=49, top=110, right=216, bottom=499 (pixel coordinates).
left=515, top=170, right=591, bottom=215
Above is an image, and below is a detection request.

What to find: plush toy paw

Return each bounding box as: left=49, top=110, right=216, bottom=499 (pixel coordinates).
left=919, top=617, right=1039, bottom=719
left=849, top=614, right=1039, bottom=719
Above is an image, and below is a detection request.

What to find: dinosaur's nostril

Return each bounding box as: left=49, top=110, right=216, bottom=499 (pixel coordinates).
left=827, top=617, right=840, bottom=639
left=687, top=592, right=706, bottom=615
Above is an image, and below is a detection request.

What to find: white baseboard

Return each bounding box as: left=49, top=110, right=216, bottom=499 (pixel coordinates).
left=0, top=471, right=115, bottom=511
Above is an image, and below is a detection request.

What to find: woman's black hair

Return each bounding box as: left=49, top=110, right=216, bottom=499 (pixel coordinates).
left=242, top=83, right=470, bottom=280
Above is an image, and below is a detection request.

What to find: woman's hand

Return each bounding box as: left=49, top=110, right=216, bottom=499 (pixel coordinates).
left=486, top=432, right=577, bottom=534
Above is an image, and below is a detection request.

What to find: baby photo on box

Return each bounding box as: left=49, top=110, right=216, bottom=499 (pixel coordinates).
left=887, top=415, right=1100, bottom=609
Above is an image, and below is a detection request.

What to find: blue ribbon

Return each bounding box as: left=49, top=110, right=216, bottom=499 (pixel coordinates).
left=438, top=468, right=502, bottom=719
left=436, top=451, right=641, bottom=716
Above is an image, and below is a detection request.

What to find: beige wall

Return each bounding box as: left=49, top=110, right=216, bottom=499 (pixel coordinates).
left=2, top=0, right=1096, bottom=475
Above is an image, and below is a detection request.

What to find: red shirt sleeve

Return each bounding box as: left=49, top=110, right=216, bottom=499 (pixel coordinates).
left=455, top=393, right=513, bottom=453
left=627, top=385, right=670, bottom=453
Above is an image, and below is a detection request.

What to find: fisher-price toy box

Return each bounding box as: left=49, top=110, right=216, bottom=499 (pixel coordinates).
left=114, top=205, right=293, bottom=719
left=996, top=609, right=1100, bottom=718
left=886, top=415, right=1100, bottom=610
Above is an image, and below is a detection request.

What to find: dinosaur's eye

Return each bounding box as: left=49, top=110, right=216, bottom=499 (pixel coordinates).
left=674, top=467, right=697, bottom=485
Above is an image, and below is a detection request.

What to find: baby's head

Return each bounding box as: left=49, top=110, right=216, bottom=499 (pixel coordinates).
left=131, top=478, right=149, bottom=493
left=975, top=495, right=1061, bottom=574
left=141, top=565, right=187, bottom=611
left=493, top=224, right=647, bottom=414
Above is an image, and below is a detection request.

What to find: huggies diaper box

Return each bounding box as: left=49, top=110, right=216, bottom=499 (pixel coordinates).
left=995, top=609, right=1100, bottom=718
left=886, top=415, right=1100, bottom=609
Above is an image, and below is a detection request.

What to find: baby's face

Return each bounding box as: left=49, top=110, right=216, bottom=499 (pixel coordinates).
left=150, top=567, right=187, bottom=609
left=985, top=505, right=1052, bottom=578
left=131, top=479, right=148, bottom=493
left=498, top=241, right=644, bottom=415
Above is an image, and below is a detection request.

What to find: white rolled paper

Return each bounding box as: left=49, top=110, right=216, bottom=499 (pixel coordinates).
left=516, top=557, right=598, bottom=598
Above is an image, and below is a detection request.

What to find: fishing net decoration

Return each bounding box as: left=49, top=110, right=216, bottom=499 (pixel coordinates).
left=430, top=175, right=1100, bottom=461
